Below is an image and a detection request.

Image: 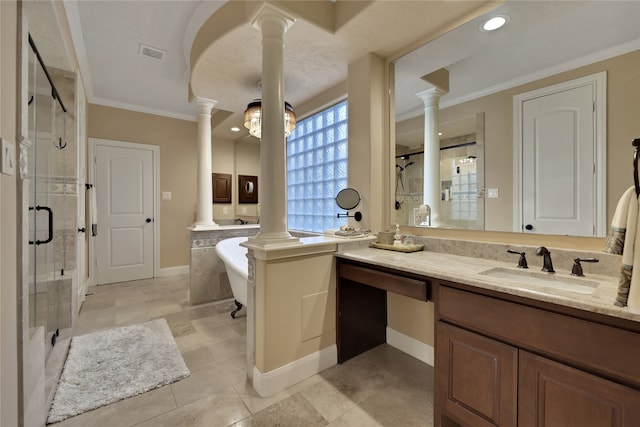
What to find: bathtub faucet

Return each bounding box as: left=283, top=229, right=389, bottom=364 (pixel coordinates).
left=234, top=218, right=247, bottom=225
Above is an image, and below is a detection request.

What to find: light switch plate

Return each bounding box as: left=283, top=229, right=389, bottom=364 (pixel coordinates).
left=487, top=188, right=499, bottom=198
left=1, top=137, right=16, bottom=176
left=162, top=191, right=172, bottom=200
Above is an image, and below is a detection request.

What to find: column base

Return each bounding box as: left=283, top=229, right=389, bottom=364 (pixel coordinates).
left=248, top=232, right=300, bottom=248
left=190, top=222, right=220, bottom=231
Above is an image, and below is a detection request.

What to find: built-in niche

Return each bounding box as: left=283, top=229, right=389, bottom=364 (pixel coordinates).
left=239, top=175, right=258, bottom=204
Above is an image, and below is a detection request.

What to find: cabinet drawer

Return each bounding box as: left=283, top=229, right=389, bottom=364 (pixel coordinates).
left=338, top=262, right=429, bottom=301
left=437, top=285, right=640, bottom=388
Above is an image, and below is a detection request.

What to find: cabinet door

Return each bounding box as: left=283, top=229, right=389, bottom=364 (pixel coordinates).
left=436, top=321, right=518, bottom=427
left=519, top=351, right=640, bottom=427
left=212, top=173, right=231, bottom=203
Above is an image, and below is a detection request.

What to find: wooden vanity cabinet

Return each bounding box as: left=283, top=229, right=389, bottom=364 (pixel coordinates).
left=335, top=258, right=640, bottom=426
left=518, top=351, right=640, bottom=427
left=436, top=283, right=640, bottom=427
left=436, top=321, right=518, bottom=427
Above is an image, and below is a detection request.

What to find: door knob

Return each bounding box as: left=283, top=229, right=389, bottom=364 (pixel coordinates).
left=525, top=224, right=533, bottom=231
left=146, top=218, right=153, bottom=223
left=78, top=227, right=86, bottom=233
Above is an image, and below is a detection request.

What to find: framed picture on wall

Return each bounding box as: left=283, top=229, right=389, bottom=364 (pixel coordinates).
left=239, top=175, right=258, bottom=203
left=212, top=173, right=232, bottom=203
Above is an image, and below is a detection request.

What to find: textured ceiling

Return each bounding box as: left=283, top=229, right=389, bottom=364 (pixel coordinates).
left=24, top=1, right=639, bottom=143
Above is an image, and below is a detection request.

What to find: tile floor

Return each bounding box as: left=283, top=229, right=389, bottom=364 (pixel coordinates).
left=50, top=274, right=434, bottom=426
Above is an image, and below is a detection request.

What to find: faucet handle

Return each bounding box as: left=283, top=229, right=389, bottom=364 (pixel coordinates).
left=507, top=249, right=528, bottom=268
left=571, top=257, right=599, bottom=277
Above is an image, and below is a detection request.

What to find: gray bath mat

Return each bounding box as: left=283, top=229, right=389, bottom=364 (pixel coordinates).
left=47, top=318, right=190, bottom=424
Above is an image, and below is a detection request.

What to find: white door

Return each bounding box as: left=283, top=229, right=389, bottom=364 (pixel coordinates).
left=76, top=81, right=88, bottom=304
left=95, top=143, right=155, bottom=284
left=517, top=73, right=606, bottom=237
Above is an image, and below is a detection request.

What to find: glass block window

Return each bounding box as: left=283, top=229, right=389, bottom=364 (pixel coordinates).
left=287, top=100, right=348, bottom=232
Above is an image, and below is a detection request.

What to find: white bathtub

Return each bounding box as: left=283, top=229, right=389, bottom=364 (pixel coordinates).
left=215, top=237, right=249, bottom=318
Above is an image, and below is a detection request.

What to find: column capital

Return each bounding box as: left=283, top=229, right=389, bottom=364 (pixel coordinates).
left=416, top=87, right=446, bottom=108
left=250, top=2, right=296, bottom=34
left=195, top=97, right=217, bottom=115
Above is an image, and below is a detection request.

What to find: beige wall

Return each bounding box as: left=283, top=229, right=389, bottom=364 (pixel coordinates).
left=88, top=104, right=198, bottom=268
left=436, top=50, right=640, bottom=231
left=348, top=53, right=388, bottom=232
left=211, top=139, right=261, bottom=221
left=255, top=252, right=336, bottom=372
left=235, top=140, right=261, bottom=219
left=211, top=139, right=235, bottom=221
left=1, top=1, right=19, bottom=425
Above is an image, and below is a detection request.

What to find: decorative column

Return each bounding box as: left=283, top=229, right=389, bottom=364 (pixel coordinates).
left=250, top=3, right=298, bottom=245
left=192, top=97, right=218, bottom=229
left=417, top=88, right=445, bottom=226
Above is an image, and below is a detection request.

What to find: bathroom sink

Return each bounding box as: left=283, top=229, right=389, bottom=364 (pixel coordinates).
left=479, top=267, right=599, bottom=295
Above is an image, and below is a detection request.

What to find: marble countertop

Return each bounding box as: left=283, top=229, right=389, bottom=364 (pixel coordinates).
left=336, top=246, right=640, bottom=323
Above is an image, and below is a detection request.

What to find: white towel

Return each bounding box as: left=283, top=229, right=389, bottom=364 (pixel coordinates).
left=90, top=185, right=98, bottom=236
left=604, top=186, right=640, bottom=311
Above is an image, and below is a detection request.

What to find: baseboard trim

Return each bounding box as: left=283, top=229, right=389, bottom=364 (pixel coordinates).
left=252, top=344, right=337, bottom=397
left=157, top=265, right=189, bottom=277
left=387, top=327, right=434, bottom=367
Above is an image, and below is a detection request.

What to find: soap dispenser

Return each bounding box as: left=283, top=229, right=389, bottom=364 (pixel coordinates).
left=393, top=224, right=402, bottom=246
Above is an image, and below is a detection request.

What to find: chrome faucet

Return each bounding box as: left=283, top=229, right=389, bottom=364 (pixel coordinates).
left=536, top=246, right=555, bottom=273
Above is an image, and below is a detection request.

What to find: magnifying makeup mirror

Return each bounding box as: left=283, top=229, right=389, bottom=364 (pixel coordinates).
left=335, top=188, right=363, bottom=222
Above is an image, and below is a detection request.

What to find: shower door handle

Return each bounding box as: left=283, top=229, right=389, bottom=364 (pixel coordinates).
left=28, top=205, right=53, bottom=245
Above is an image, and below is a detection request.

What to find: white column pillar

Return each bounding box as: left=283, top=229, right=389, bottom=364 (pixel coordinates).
left=192, top=97, right=218, bottom=229
left=250, top=4, right=298, bottom=246
left=417, top=88, right=445, bottom=227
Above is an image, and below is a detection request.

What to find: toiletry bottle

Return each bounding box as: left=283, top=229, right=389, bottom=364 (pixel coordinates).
left=393, top=224, right=402, bottom=246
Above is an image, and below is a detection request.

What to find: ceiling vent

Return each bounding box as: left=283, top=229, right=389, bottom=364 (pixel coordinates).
left=139, top=43, right=165, bottom=60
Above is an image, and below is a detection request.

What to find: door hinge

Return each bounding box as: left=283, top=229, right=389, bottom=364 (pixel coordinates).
left=593, top=102, right=596, bottom=112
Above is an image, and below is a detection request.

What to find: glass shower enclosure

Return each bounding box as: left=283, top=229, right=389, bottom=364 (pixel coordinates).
left=26, top=35, right=72, bottom=361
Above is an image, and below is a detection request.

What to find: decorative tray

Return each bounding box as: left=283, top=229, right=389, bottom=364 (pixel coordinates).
left=369, top=242, right=424, bottom=253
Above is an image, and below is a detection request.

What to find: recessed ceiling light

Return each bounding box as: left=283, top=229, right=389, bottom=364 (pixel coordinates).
left=230, top=127, right=240, bottom=132
left=481, top=15, right=509, bottom=32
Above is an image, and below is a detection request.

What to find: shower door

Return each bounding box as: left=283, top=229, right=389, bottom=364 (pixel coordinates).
left=27, top=37, right=69, bottom=361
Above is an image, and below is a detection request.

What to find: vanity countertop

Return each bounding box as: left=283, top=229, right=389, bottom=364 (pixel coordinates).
left=336, top=247, right=640, bottom=323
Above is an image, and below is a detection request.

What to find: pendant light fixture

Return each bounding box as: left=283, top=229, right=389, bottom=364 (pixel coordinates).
left=243, top=99, right=297, bottom=139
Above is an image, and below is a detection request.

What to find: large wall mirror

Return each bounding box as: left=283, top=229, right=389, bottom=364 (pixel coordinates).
left=391, top=0, right=640, bottom=236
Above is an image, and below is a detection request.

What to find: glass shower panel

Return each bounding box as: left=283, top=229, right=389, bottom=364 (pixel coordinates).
left=27, top=37, right=68, bottom=360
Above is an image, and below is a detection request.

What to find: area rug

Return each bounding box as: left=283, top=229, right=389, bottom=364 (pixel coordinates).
left=47, top=318, right=190, bottom=424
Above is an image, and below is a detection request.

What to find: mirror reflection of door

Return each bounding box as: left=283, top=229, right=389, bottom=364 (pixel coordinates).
left=515, top=73, right=606, bottom=237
